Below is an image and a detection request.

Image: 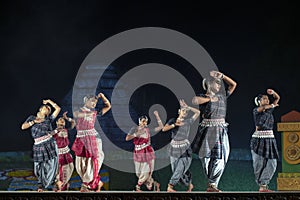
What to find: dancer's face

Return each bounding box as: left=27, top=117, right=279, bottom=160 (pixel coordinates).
left=85, top=98, right=98, bottom=109
left=39, top=105, right=51, bottom=116
left=210, top=81, right=221, bottom=93
left=259, top=95, right=269, bottom=106
left=139, top=118, right=148, bottom=127
left=178, top=108, right=188, bottom=118
left=56, top=117, right=66, bottom=127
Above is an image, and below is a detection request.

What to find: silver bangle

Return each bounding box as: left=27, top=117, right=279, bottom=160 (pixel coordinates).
left=68, top=118, right=72, bottom=122
left=271, top=104, right=275, bottom=108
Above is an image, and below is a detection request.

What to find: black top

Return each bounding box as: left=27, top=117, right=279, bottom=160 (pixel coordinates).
left=253, top=107, right=274, bottom=130
left=198, top=90, right=230, bottom=119
left=167, top=117, right=195, bottom=141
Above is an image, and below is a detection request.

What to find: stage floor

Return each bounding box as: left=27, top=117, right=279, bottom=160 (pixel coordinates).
left=1, top=191, right=300, bottom=200
left=0, top=158, right=280, bottom=192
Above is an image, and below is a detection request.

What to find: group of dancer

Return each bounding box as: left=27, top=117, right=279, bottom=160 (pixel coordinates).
left=21, top=70, right=280, bottom=192
left=21, top=93, right=111, bottom=192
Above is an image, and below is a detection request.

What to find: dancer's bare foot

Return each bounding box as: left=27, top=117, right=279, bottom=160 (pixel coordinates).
left=154, top=181, right=160, bottom=192
left=135, top=185, right=142, bottom=192
left=61, top=183, right=70, bottom=191
left=187, top=183, right=194, bottom=192
left=95, top=181, right=104, bottom=192
left=259, top=185, right=274, bottom=192
left=146, top=182, right=152, bottom=190
left=80, top=184, right=90, bottom=192
left=206, top=184, right=221, bottom=192
left=55, top=181, right=63, bottom=192
left=167, top=184, right=176, bottom=192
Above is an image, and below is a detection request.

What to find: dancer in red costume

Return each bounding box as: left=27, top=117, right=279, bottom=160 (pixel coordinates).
left=126, top=111, right=163, bottom=191
left=72, top=93, right=111, bottom=192
left=52, top=111, right=76, bottom=191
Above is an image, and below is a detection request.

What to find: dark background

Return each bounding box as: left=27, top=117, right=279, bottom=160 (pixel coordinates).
left=0, top=1, right=299, bottom=152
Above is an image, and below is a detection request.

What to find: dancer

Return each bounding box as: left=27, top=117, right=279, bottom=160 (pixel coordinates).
left=251, top=89, right=280, bottom=192
left=52, top=111, right=76, bottom=191
left=192, top=70, right=237, bottom=192
left=125, top=111, right=163, bottom=191
left=21, top=99, right=61, bottom=192
left=71, top=93, right=111, bottom=192
left=162, top=99, right=200, bottom=192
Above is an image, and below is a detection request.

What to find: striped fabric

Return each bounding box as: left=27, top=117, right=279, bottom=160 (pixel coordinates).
left=194, top=126, right=228, bottom=159
left=200, top=92, right=229, bottom=119
left=132, top=128, right=156, bottom=162
left=32, top=138, right=58, bottom=162
left=253, top=108, right=274, bottom=130
left=192, top=91, right=230, bottom=159
left=25, top=115, right=58, bottom=162
left=251, top=107, right=279, bottom=159
left=167, top=118, right=194, bottom=158
left=250, top=137, right=279, bottom=159
left=72, top=110, right=101, bottom=158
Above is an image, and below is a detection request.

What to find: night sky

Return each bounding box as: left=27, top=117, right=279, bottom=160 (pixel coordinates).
left=0, top=1, right=299, bottom=152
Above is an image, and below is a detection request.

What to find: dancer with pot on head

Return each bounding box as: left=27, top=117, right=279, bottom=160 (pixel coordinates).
left=251, top=89, right=280, bottom=192
left=192, top=70, right=237, bottom=192
left=126, top=111, right=163, bottom=191
left=21, top=99, right=61, bottom=192
left=162, top=99, right=200, bottom=192
left=72, top=93, right=111, bottom=192
left=51, top=111, right=76, bottom=191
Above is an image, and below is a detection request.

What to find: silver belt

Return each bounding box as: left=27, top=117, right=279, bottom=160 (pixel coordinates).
left=135, top=143, right=150, bottom=151
left=200, top=118, right=228, bottom=127
left=76, top=129, right=97, bottom=138
left=34, top=134, right=52, bottom=145
left=58, top=146, right=70, bottom=154
left=170, top=139, right=190, bottom=148
left=252, top=130, right=274, bottom=138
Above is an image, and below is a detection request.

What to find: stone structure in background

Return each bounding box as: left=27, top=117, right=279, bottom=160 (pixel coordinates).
left=277, top=110, right=300, bottom=191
